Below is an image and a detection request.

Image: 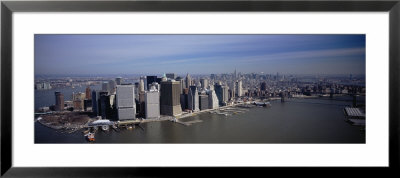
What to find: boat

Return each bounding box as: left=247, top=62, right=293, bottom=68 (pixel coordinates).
left=85, top=132, right=95, bottom=142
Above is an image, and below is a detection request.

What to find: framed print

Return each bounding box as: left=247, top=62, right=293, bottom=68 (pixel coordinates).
left=1, top=0, right=399, bottom=177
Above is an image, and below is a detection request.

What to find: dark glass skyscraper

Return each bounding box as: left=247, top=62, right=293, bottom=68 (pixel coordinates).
left=160, top=80, right=182, bottom=116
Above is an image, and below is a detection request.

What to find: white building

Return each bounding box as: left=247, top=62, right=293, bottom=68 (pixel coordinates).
left=208, top=90, right=219, bottom=109
left=116, top=85, right=136, bottom=120
left=145, top=87, right=160, bottom=119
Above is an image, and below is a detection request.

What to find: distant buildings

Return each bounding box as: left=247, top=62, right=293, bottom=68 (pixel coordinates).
left=85, top=86, right=91, bottom=100
left=160, top=80, right=182, bottom=116
left=36, top=82, right=52, bottom=90
left=116, top=85, right=136, bottom=120
left=55, top=91, right=64, bottom=111
left=102, top=82, right=109, bottom=93
left=166, top=73, right=176, bottom=80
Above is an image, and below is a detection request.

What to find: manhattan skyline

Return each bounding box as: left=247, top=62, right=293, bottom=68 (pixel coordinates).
left=35, top=34, right=365, bottom=75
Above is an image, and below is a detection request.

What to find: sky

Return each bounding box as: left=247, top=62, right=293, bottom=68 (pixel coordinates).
left=34, top=34, right=365, bottom=76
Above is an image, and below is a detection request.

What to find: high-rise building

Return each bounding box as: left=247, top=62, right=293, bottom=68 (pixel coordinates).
left=199, top=95, right=209, bottom=110
left=116, top=85, right=136, bottom=120
left=139, top=77, right=145, bottom=93
left=102, top=82, right=109, bottom=93
left=115, top=77, right=123, bottom=85
left=215, top=84, right=229, bottom=106
left=92, top=90, right=99, bottom=115
left=176, top=76, right=185, bottom=94
left=208, top=90, right=219, bottom=109
left=188, top=86, right=199, bottom=111
left=236, top=80, right=243, bottom=97
left=145, top=86, right=160, bottom=119
left=166, top=73, right=176, bottom=80
left=85, top=86, right=91, bottom=99
left=109, top=80, right=117, bottom=94
left=72, top=92, right=85, bottom=111
left=160, top=80, right=182, bottom=116
left=185, top=73, right=192, bottom=88
left=55, top=92, right=64, bottom=111
left=99, top=91, right=110, bottom=119
left=200, top=78, right=209, bottom=90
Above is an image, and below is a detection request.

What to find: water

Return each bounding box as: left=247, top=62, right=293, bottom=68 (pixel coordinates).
left=34, top=97, right=365, bottom=143
left=34, top=84, right=102, bottom=111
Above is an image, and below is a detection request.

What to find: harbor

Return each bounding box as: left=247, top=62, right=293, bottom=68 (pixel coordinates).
left=35, top=97, right=365, bottom=144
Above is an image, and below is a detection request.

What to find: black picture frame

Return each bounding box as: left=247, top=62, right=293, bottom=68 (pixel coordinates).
left=1, top=0, right=399, bottom=177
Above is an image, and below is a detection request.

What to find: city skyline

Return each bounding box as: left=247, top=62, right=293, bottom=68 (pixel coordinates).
left=35, top=34, right=366, bottom=75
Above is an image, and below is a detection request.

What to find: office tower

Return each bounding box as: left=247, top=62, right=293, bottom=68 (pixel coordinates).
left=102, top=82, right=109, bottom=93
left=146, top=76, right=158, bottom=90
left=109, top=80, right=117, bottom=94
left=215, top=84, right=229, bottom=106
left=166, top=73, right=176, bottom=80
left=55, top=91, right=64, bottom=111
left=234, top=68, right=237, bottom=80
left=72, top=92, right=85, bottom=111
left=92, top=90, right=99, bottom=115
left=180, top=88, right=189, bottom=110
left=116, top=85, right=136, bottom=120
left=115, top=77, right=123, bottom=85
left=199, top=95, right=209, bottom=110
left=85, top=86, right=91, bottom=99
left=99, top=92, right=110, bottom=119
left=188, top=86, right=199, bottom=111
left=261, top=82, right=267, bottom=91
left=138, top=91, right=145, bottom=118
left=145, top=86, right=160, bottom=119
left=160, top=80, right=182, bottom=116
left=236, top=80, right=243, bottom=97
left=229, top=82, right=236, bottom=99
left=139, top=77, right=145, bottom=93
left=185, top=73, right=192, bottom=88
left=208, top=90, right=219, bottom=109
left=176, top=76, right=185, bottom=94
left=200, top=78, right=208, bottom=90
left=149, top=82, right=160, bottom=91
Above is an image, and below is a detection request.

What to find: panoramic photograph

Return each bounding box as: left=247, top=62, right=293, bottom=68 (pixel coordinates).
left=34, top=34, right=366, bottom=143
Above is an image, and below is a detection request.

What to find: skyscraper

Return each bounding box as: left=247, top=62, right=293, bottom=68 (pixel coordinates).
left=102, top=82, right=109, bottom=93
left=188, top=86, right=199, bottom=111
left=199, top=95, right=209, bottom=110
left=236, top=80, right=243, bottom=97
left=185, top=73, right=192, bottom=88
left=145, top=86, right=160, bottom=119
left=215, top=84, right=229, bottom=106
left=85, top=86, right=91, bottom=100
left=108, top=80, right=117, bottom=94
left=116, top=85, right=136, bottom=120
left=91, top=90, right=99, bottom=116
left=55, top=91, right=64, bottom=111
left=139, top=77, right=145, bottom=93
left=160, top=80, right=182, bottom=116
left=208, top=90, right=219, bottom=109
left=200, top=78, right=209, bottom=90
left=115, top=77, right=123, bottom=85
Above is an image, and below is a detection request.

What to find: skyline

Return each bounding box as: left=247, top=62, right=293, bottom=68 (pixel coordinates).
left=35, top=34, right=366, bottom=75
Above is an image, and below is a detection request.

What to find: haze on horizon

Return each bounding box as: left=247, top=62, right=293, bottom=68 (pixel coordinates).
left=34, top=34, right=366, bottom=76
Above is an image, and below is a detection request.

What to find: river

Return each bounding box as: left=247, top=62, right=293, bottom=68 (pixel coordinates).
left=34, top=96, right=365, bottom=143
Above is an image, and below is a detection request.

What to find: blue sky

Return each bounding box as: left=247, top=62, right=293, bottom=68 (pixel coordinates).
left=34, top=34, right=365, bottom=75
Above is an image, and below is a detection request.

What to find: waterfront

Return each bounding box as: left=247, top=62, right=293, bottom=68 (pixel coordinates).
left=35, top=97, right=365, bottom=143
